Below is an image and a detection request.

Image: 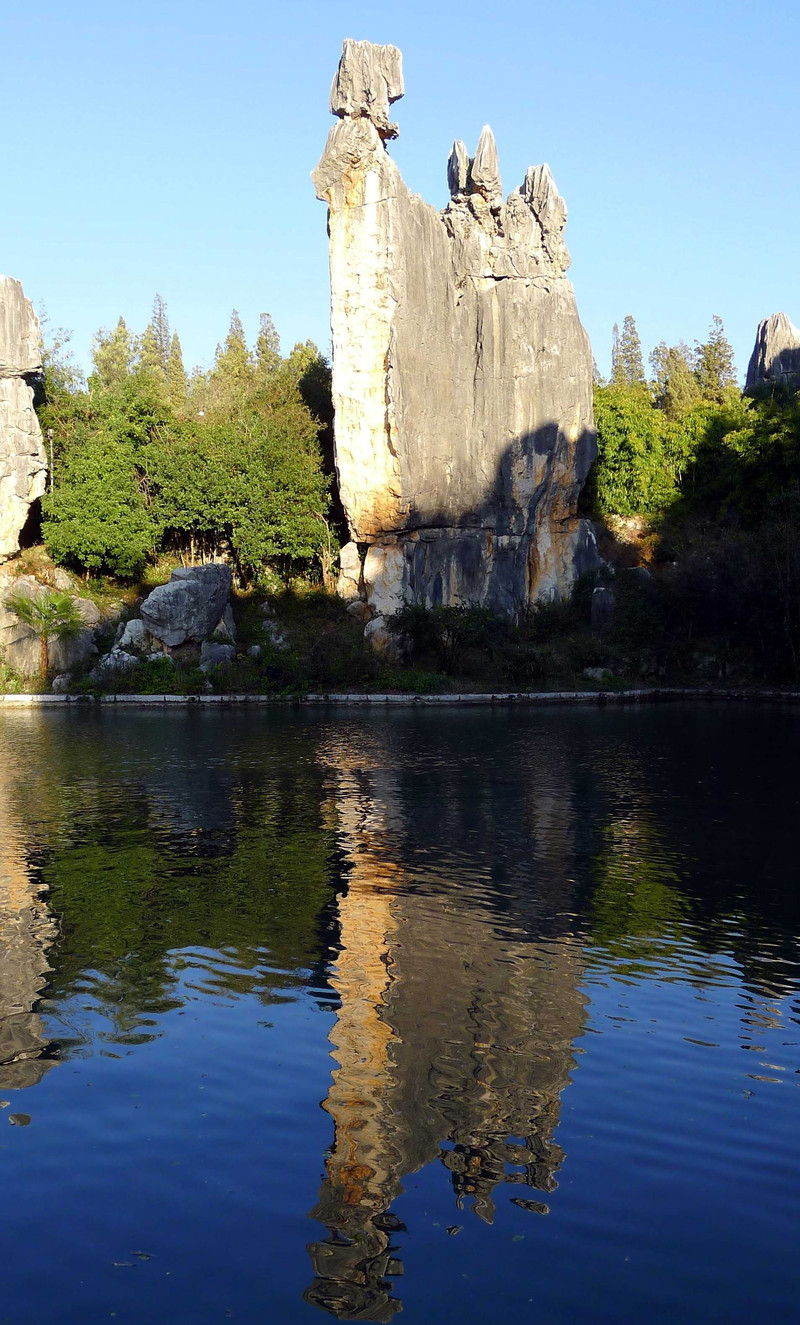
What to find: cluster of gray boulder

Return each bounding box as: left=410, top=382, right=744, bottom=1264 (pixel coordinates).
left=0, top=562, right=239, bottom=687
left=90, top=564, right=236, bottom=682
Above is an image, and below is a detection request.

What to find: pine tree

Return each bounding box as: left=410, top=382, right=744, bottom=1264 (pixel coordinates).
left=91, top=318, right=136, bottom=389
left=693, top=316, right=736, bottom=402
left=139, top=294, right=171, bottom=386
left=650, top=341, right=700, bottom=419
left=619, top=315, right=646, bottom=386
left=213, top=310, right=254, bottom=390
left=166, top=332, right=188, bottom=408
left=255, top=313, right=281, bottom=378
left=611, top=322, right=623, bottom=385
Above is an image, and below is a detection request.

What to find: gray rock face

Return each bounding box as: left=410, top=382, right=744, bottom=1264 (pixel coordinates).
left=91, top=647, right=140, bottom=678
left=118, top=617, right=148, bottom=654
left=329, top=38, right=403, bottom=138
left=141, top=564, right=232, bottom=647
left=746, top=313, right=800, bottom=390
left=0, top=277, right=48, bottom=561
left=199, top=640, right=235, bottom=672
left=314, top=41, right=597, bottom=620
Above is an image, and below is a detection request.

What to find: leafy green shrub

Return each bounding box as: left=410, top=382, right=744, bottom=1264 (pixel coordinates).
left=43, top=434, right=157, bottom=578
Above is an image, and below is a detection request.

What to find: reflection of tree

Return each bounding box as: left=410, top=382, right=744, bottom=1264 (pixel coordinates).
left=306, top=728, right=586, bottom=1320
left=587, top=814, right=688, bottom=973
left=0, top=711, right=341, bottom=1054
left=0, top=756, right=57, bottom=1090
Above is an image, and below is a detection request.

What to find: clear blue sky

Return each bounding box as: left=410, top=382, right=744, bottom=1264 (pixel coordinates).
left=4, top=0, right=799, bottom=382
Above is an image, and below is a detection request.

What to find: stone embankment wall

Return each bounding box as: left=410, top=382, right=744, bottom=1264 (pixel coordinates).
left=0, top=277, right=47, bottom=560
left=314, top=40, right=598, bottom=625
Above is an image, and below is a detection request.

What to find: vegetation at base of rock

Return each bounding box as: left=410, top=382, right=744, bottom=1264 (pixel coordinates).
left=12, top=305, right=799, bottom=695
left=39, top=299, right=334, bottom=583
left=589, top=315, right=800, bottom=679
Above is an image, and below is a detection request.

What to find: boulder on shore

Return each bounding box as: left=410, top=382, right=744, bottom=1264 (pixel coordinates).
left=140, top=564, right=232, bottom=648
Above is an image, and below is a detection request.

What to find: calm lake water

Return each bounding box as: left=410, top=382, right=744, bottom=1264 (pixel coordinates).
left=0, top=705, right=798, bottom=1324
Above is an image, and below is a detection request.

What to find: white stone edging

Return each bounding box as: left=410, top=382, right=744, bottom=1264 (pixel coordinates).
left=1, top=688, right=799, bottom=708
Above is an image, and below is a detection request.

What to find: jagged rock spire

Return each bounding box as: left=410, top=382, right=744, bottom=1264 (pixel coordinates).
left=746, top=312, right=800, bottom=390
left=447, top=140, right=470, bottom=198
left=469, top=125, right=502, bottom=204
left=329, top=38, right=404, bottom=139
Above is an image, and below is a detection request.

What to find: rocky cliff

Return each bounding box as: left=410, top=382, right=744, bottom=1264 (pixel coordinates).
left=0, top=277, right=47, bottom=560
left=314, top=40, right=597, bottom=621
left=746, top=312, right=800, bottom=391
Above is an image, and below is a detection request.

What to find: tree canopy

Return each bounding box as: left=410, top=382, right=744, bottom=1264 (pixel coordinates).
left=39, top=299, right=334, bottom=582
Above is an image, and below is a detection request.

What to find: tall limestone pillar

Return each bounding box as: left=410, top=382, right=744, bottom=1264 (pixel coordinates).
left=0, top=277, right=48, bottom=561
left=314, top=40, right=598, bottom=623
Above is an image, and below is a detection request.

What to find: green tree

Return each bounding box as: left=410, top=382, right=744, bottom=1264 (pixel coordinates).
left=693, top=315, right=737, bottom=402
left=255, top=313, right=281, bottom=379
left=619, top=314, right=646, bottom=386
left=166, top=332, right=188, bottom=409
left=593, top=384, right=678, bottom=515
left=611, top=322, right=622, bottom=385
left=43, top=434, right=157, bottom=577
left=91, top=318, right=137, bottom=390
left=213, top=310, right=254, bottom=390
left=650, top=341, right=701, bottom=419
left=138, top=295, right=172, bottom=389
left=6, top=590, right=83, bottom=678
left=146, top=370, right=331, bottom=579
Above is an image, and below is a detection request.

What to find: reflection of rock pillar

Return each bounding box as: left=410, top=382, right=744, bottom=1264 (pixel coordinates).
left=0, top=758, right=56, bottom=1090
left=306, top=768, right=404, bottom=1321
left=319, top=875, right=396, bottom=1217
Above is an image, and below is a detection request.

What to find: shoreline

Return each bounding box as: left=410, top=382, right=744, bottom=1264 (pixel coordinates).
left=1, top=687, right=800, bottom=708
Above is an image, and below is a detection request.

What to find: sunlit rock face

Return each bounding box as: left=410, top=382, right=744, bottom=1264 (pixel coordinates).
left=746, top=312, right=800, bottom=391
left=0, top=277, right=47, bottom=561
left=313, top=40, right=597, bottom=617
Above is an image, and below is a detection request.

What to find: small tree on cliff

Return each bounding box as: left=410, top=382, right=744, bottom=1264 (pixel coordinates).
left=6, top=590, right=83, bottom=679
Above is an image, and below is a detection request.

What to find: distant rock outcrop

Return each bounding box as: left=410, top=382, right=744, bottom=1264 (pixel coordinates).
left=314, top=40, right=597, bottom=622
left=0, top=277, right=47, bottom=561
left=745, top=313, right=800, bottom=391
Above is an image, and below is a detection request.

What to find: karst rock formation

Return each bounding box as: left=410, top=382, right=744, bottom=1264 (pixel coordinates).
left=313, top=39, right=598, bottom=623
left=0, top=277, right=47, bottom=560
left=746, top=312, right=800, bottom=391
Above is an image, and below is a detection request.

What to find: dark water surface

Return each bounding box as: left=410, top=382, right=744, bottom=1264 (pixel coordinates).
left=0, top=705, right=798, bottom=1324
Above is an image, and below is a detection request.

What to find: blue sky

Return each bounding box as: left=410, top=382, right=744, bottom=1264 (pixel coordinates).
left=4, top=0, right=799, bottom=382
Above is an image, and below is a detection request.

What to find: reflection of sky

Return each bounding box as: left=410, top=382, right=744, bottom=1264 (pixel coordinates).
left=1, top=706, right=800, bottom=1324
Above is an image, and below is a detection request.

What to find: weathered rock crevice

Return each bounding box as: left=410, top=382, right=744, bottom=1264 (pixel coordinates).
left=0, top=277, right=48, bottom=562
left=314, top=40, right=598, bottom=620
